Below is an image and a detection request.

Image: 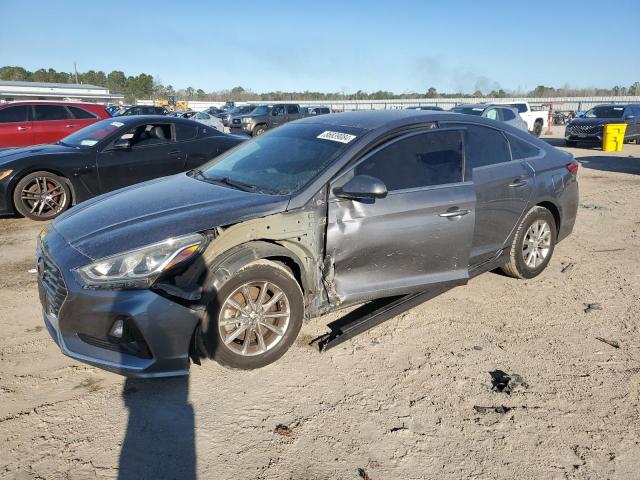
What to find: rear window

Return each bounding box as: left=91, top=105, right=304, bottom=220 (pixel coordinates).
left=68, top=106, right=97, bottom=119
left=501, top=108, right=516, bottom=121
left=0, top=105, right=29, bottom=123
left=507, top=103, right=527, bottom=113
left=451, top=106, right=484, bottom=116
left=33, top=105, right=71, bottom=121
left=507, top=134, right=541, bottom=160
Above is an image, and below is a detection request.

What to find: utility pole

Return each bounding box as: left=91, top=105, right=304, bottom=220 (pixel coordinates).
left=74, top=62, right=79, bottom=84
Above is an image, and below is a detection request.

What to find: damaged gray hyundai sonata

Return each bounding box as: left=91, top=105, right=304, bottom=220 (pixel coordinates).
left=37, top=110, right=579, bottom=376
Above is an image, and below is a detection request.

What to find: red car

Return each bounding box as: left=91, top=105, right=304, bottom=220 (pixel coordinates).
left=0, top=101, right=110, bottom=148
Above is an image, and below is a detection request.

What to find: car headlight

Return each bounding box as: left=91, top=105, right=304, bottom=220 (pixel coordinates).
left=75, top=233, right=206, bottom=288
left=242, top=117, right=252, bottom=123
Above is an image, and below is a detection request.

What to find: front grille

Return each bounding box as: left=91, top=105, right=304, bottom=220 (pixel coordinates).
left=568, top=124, right=601, bottom=135
left=39, top=250, right=67, bottom=316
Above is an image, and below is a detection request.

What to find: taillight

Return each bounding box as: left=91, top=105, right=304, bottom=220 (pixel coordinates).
left=566, top=162, right=579, bottom=175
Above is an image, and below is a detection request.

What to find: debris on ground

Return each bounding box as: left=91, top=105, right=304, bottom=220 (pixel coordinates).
left=357, top=467, right=371, bottom=480
left=474, top=405, right=512, bottom=414
left=389, top=424, right=407, bottom=433
left=274, top=424, right=294, bottom=437
left=489, top=370, right=528, bottom=395
left=579, top=203, right=607, bottom=210
left=593, top=248, right=625, bottom=253
left=561, top=262, right=575, bottom=273
left=595, top=337, right=620, bottom=349
left=583, top=303, right=603, bottom=313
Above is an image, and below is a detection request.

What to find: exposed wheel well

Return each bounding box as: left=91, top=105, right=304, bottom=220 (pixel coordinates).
left=537, top=201, right=560, bottom=232
left=266, top=255, right=304, bottom=293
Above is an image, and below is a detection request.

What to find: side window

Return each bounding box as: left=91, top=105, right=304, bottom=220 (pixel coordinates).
left=449, top=123, right=511, bottom=175
left=175, top=123, right=198, bottom=141
left=507, top=134, right=541, bottom=160
left=0, top=105, right=29, bottom=123
left=32, top=105, right=71, bottom=121
left=501, top=108, right=516, bottom=121
left=273, top=105, right=286, bottom=116
left=286, top=104, right=299, bottom=114
left=354, top=130, right=464, bottom=191
left=123, top=123, right=173, bottom=147
left=485, top=108, right=500, bottom=121
left=68, top=106, right=97, bottom=119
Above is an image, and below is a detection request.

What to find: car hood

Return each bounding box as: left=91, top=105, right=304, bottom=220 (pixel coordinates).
left=0, top=143, right=77, bottom=166
left=51, top=173, right=290, bottom=260
left=569, top=117, right=622, bottom=126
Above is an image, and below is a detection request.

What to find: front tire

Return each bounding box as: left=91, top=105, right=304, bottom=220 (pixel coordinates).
left=13, top=171, right=71, bottom=221
left=252, top=124, right=267, bottom=136
left=202, top=260, right=304, bottom=369
left=501, top=206, right=556, bottom=279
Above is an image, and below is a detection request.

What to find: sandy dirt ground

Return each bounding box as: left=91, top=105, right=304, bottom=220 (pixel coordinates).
left=1, top=128, right=639, bottom=479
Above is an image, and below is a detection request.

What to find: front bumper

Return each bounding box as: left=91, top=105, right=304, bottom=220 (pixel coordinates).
left=565, top=125, right=603, bottom=143
left=38, top=228, right=201, bottom=378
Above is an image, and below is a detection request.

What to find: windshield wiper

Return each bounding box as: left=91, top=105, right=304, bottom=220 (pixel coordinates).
left=201, top=174, right=261, bottom=193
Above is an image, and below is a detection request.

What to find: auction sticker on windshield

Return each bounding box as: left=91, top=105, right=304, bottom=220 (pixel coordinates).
left=317, top=131, right=357, bottom=143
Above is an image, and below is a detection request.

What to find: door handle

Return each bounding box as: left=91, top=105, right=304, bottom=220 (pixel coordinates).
left=17, top=126, right=30, bottom=131
left=509, top=178, right=529, bottom=188
left=439, top=209, right=471, bottom=218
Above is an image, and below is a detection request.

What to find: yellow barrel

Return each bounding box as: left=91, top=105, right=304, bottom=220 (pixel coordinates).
left=602, top=123, right=627, bottom=152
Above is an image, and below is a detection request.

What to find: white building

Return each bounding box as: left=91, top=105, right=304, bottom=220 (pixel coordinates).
left=0, top=80, right=124, bottom=104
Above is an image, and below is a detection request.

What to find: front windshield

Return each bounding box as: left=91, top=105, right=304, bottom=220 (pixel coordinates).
left=198, top=123, right=364, bottom=195
left=584, top=106, right=625, bottom=118
left=250, top=106, right=269, bottom=115
left=451, top=106, right=484, bottom=116
left=60, top=119, right=125, bottom=147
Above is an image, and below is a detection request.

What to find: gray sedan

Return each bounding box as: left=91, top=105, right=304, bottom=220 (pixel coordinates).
left=452, top=104, right=528, bottom=131
left=38, top=110, right=578, bottom=375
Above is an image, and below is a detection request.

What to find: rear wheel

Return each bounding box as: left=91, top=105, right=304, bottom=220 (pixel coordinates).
left=501, top=206, right=556, bottom=279
left=13, top=171, right=71, bottom=221
left=532, top=120, right=543, bottom=137
left=202, top=260, right=304, bottom=369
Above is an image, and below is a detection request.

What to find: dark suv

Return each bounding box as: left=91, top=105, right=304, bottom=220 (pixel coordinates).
left=230, top=104, right=303, bottom=136
left=565, top=104, right=640, bottom=146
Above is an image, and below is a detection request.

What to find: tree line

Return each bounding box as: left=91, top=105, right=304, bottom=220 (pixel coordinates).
left=1, top=66, right=639, bottom=103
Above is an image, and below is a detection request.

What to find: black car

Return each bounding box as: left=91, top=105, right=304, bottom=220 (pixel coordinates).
left=0, top=116, right=245, bottom=220
left=405, top=105, right=443, bottom=111
left=38, top=111, right=579, bottom=376
left=114, top=106, right=168, bottom=116
left=565, top=104, right=640, bottom=146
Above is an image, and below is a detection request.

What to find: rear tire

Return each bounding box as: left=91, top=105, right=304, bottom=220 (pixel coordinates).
left=202, top=260, right=304, bottom=369
left=13, top=171, right=71, bottom=221
left=501, top=206, right=556, bottom=279
left=532, top=120, right=543, bottom=137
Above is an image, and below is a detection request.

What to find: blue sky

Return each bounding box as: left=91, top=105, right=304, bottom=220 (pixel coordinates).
left=1, top=0, right=638, bottom=94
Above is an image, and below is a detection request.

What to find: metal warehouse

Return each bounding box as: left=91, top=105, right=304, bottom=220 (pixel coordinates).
left=0, top=80, right=123, bottom=103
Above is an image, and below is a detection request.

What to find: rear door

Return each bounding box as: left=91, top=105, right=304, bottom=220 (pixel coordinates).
left=326, top=128, right=475, bottom=305
left=96, top=122, right=184, bottom=192
left=625, top=106, right=640, bottom=140
left=0, top=105, right=33, bottom=147
left=286, top=104, right=301, bottom=122
left=271, top=105, right=287, bottom=127
left=31, top=104, right=75, bottom=144
left=447, top=123, right=535, bottom=267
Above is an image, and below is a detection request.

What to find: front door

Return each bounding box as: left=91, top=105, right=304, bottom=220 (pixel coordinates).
left=31, top=104, right=75, bottom=144
left=97, top=122, right=185, bottom=192
left=326, top=128, right=476, bottom=305
left=271, top=105, right=286, bottom=128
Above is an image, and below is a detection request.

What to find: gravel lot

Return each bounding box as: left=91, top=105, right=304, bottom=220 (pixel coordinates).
left=1, top=128, right=639, bottom=480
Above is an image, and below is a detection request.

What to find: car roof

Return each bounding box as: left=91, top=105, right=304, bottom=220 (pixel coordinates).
left=0, top=100, right=104, bottom=108
left=295, top=109, right=454, bottom=130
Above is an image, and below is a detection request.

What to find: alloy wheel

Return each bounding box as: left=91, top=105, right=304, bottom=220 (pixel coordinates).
left=522, top=220, right=551, bottom=268
left=20, top=176, right=67, bottom=218
left=218, top=281, right=291, bottom=356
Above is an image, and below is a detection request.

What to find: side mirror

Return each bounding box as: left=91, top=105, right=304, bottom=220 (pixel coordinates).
left=333, top=174, right=388, bottom=200
left=111, top=138, right=131, bottom=151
